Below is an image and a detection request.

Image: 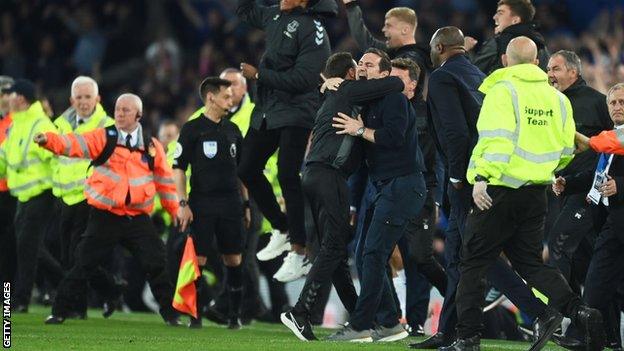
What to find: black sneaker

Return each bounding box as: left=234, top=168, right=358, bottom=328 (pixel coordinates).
left=227, top=316, right=242, bottom=330
left=408, top=324, right=425, bottom=337
left=529, top=308, right=563, bottom=351
left=44, top=315, right=65, bottom=325
left=280, top=310, right=317, bottom=341
left=164, top=317, right=183, bottom=327
left=188, top=316, right=202, bottom=329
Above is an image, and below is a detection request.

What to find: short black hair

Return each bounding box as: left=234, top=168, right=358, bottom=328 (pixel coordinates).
left=364, top=48, right=392, bottom=74
left=199, top=77, right=232, bottom=101
left=324, top=52, right=355, bottom=79
left=391, top=58, right=421, bottom=82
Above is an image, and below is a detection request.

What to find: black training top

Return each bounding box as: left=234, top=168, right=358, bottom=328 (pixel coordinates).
left=306, top=76, right=404, bottom=176
left=173, top=115, right=243, bottom=199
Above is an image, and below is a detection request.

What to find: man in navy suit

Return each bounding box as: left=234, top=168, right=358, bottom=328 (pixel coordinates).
left=410, top=26, right=549, bottom=349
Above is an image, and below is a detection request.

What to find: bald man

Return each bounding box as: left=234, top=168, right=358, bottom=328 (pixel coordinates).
left=440, top=37, right=605, bottom=351
left=413, top=28, right=549, bottom=350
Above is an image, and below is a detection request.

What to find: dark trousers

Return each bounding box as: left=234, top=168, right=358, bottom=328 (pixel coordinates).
left=439, top=184, right=547, bottom=336
left=59, top=200, right=91, bottom=269
left=14, top=190, right=55, bottom=306
left=293, top=165, right=358, bottom=316
left=400, top=197, right=448, bottom=327
left=456, top=186, right=580, bottom=338
left=238, top=125, right=310, bottom=246
left=0, top=191, right=17, bottom=283
left=53, top=208, right=176, bottom=320
left=350, top=173, right=426, bottom=330
left=583, top=214, right=624, bottom=345
left=356, top=179, right=432, bottom=328
left=548, top=193, right=606, bottom=293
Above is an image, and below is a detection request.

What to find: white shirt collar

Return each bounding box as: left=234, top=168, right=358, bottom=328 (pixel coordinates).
left=119, top=126, right=140, bottom=147
left=615, top=124, right=623, bottom=130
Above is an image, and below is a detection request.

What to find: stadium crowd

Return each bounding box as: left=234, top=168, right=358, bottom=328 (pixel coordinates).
left=1, top=0, right=624, bottom=350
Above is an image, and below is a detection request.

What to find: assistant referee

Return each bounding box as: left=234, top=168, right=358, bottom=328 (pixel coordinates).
left=173, top=77, right=249, bottom=330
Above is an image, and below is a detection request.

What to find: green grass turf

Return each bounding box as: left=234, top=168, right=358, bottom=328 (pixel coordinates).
left=9, top=306, right=566, bottom=350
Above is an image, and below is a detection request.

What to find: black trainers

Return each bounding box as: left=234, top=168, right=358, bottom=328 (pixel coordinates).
left=188, top=316, right=202, bottom=329
left=227, top=316, right=242, bottom=330
left=280, top=310, right=317, bottom=341
left=439, top=335, right=481, bottom=351
left=408, top=324, right=425, bottom=337
left=102, top=299, right=119, bottom=319
left=576, top=306, right=606, bottom=351
left=44, top=315, right=65, bottom=325
left=529, top=308, right=563, bottom=351
left=164, top=317, right=183, bottom=327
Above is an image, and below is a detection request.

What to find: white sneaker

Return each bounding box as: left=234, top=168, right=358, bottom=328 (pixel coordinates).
left=273, top=252, right=311, bottom=282
left=257, top=230, right=291, bottom=261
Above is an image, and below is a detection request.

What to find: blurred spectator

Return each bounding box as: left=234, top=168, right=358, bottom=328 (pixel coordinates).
left=0, top=0, right=621, bottom=133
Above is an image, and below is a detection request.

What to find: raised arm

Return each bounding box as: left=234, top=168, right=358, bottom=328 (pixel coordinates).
left=344, top=76, right=404, bottom=105
left=237, top=0, right=275, bottom=30
left=344, top=1, right=387, bottom=50
left=35, top=128, right=107, bottom=160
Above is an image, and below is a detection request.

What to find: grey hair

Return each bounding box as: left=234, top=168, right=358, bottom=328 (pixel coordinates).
left=71, top=76, right=99, bottom=98
left=552, top=50, right=582, bottom=77
left=117, top=93, right=143, bottom=115
left=219, top=68, right=247, bottom=86
left=606, top=83, right=624, bottom=103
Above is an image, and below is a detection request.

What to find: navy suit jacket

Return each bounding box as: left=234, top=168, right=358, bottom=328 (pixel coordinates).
left=427, top=54, right=485, bottom=182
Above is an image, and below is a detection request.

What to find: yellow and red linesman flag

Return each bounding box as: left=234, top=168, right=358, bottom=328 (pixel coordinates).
left=172, top=236, right=201, bottom=318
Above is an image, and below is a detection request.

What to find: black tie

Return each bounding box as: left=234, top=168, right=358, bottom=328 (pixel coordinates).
left=125, top=134, right=132, bottom=149
left=78, top=119, right=84, bottom=126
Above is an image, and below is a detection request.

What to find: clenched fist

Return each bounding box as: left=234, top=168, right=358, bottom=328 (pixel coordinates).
left=240, top=63, right=258, bottom=80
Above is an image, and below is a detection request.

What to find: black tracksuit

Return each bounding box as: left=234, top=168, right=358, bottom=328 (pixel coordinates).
left=237, top=0, right=337, bottom=246
left=549, top=79, right=613, bottom=293
left=294, top=77, right=404, bottom=317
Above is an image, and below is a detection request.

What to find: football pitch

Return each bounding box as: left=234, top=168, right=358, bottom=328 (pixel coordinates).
left=9, top=306, right=566, bottom=350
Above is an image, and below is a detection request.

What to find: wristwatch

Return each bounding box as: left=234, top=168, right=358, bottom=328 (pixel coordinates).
left=179, top=199, right=188, bottom=208
left=243, top=200, right=250, bottom=208
left=355, top=127, right=365, bottom=137
left=474, top=175, right=489, bottom=183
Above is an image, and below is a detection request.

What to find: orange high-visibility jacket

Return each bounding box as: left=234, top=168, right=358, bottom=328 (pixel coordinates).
left=589, top=129, right=624, bottom=155
left=0, top=113, right=12, bottom=192
left=41, top=125, right=179, bottom=217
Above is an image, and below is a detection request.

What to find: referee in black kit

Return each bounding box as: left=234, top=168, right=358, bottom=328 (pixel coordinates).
left=173, top=77, right=249, bottom=330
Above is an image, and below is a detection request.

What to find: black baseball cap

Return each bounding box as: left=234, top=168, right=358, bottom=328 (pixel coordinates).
left=4, top=79, right=36, bottom=102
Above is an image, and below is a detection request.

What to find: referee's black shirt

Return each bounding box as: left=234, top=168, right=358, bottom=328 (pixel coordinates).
left=173, top=115, right=243, bottom=203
